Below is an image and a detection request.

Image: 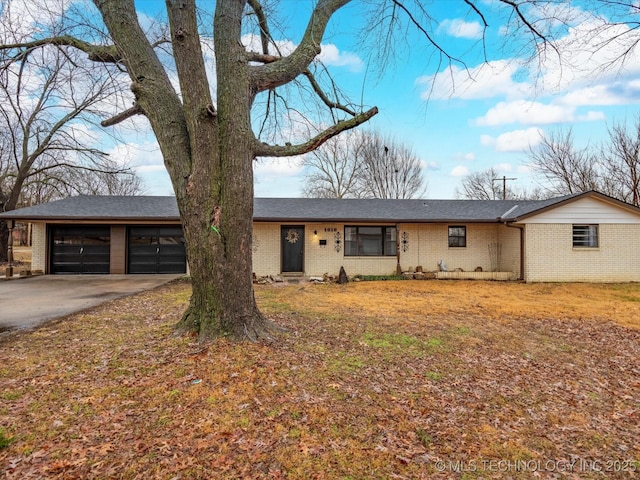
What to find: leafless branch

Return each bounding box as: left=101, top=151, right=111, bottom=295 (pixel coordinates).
left=101, top=103, right=144, bottom=127
left=302, top=69, right=357, bottom=117
left=0, top=35, right=121, bottom=64
left=253, top=106, right=378, bottom=157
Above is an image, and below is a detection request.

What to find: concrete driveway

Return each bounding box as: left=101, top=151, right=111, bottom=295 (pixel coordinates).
left=0, top=274, right=183, bottom=333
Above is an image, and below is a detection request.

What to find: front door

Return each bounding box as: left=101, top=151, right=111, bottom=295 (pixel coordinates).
left=281, top=226, right=304, bottom=273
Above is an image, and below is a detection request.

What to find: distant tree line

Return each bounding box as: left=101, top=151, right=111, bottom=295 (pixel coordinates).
left=457, top=117, right=640, bottom=205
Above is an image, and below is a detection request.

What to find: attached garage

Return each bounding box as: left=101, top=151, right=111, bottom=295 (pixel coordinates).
left=128, top=226, right=186, bottom=274
left=0, top=196, right=185, bottom=275
left=50, top=226, right=111, bottom=274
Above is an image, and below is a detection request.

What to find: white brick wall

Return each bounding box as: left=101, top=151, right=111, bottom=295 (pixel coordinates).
left=398, top=223, right=519, bottom=275
left=524, top=223, right=640, bottom=282
left=31, top=222, right=46, bottom=273
left=253, top=223, right=399, bottom=277
left=253, top=222, right=520, bottom=277
left=252, top=223, right=280, bottom=276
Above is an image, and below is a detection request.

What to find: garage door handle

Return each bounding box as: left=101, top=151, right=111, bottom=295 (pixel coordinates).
left=80, top=247, right=83, bottom=254
left=156, top=247, right=160, bottom=254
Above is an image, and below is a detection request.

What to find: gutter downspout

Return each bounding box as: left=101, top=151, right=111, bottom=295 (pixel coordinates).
left=396, top=223, right=402, bottom=275
left=504, top=222, right=525, bottom=281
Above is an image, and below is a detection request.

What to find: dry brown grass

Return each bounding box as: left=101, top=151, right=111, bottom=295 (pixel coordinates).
left=1, top=247, right=31, bottom=271
left=1, top=279, right=639, bottom=479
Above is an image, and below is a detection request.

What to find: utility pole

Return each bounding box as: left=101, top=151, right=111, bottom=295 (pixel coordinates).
left=492, top=176, right=517, bottom=200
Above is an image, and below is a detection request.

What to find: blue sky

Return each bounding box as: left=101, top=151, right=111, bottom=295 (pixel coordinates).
left=109, top=1, right=640, bottom=199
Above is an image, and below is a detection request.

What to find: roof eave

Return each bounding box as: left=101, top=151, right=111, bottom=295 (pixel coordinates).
left=0, top=215, right=181, bottom=222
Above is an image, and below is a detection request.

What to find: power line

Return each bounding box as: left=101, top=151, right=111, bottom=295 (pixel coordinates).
left=492, top=176, right=517, bottom=200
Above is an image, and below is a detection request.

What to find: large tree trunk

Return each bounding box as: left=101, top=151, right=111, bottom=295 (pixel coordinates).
left=93, top=0, right=357, bottom=341
left=170, top=0, right=275, bottom=341
left=95, top=0, right=272, bottom=342
left=175, top=162, right=275, bottom=341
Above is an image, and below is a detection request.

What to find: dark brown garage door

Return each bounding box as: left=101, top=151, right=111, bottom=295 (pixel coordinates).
left=50, top=226, right=111, bottom=274
left=128, top=227, right=186, bottom=274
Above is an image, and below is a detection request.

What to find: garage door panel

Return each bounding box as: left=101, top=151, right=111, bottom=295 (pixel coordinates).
left=50, top=227, right=110, bottom=274
left=128, top=227, right=186, bottom=274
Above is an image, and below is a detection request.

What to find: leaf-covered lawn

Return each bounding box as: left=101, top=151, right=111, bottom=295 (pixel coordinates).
left=1, top=279, right=639, bottom=479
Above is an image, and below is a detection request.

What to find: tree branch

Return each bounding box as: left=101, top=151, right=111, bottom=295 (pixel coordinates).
left=247, top=0, right=272, bottom=55
left=246, top=51, right=280, bottom=64
left=249, top=0, right=351, bottom=92
left=253, top=106, right=378, bottom=157
left=0, top=35, right=121, bottom=63
left=391, top=0, right=466, bottom=67
left=101, top=103, right=144, bottom=127
left=302, top=68, right=357, bottom=116
left=499, top=0, right=554, bottom=48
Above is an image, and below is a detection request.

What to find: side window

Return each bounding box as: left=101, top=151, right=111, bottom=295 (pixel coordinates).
left=573, top=225, right=598, bottom=247
left=448, top=226, right=466, bottom=247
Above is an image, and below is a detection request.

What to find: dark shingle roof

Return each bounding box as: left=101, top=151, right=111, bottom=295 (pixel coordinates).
left=1, top=191, right=624, bottom=223
left=0, top=196, right=180, bottom=221
left=252, top=195, right=581, bottom=222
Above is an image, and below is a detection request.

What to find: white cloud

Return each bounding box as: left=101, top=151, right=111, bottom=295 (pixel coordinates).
left=417, top=60, right=530, bottom=101
left=493, top=163, right=513, bottom=172
left=420, top=11, right=640, bottom=109
left=440, top=19, right=483, bottom=40
left=241, top=34, right=295, bottom=57
left=450, top=165, right=470, bottom=177
left=105, top=140, right=171, bottom=195
left=481, top=128, right=543, bottom=152
left=0, top=0, right=60, bottom=40
left=452, top=152, right=476, bottom=162
left=537, top=20, right=640, bottom=93
left=423, top=160, right=440, bottom=171
left=480, top=135, right=494, bottom=148
left=474, top=100, right=574, bottom=126
left=68, top=123, right=100, bottom=145
left=136, top=164, right=167, bottom=174
left=317, top=44, right=363, bottom=71
left=517, top=164, right=535, bottom=174
left=558, top=81, right=640, bottom=107
left=107, top=141, right=163, bottom=168
left=577, top=110, right=606, bottom=121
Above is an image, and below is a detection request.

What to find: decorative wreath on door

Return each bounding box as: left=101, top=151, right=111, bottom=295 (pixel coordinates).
left=285, top=229, right=299, bottom=244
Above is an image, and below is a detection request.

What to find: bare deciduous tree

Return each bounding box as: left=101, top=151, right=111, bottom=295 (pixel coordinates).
left=302, top=130, right=365, bottom=198
left=456, top=168, right=505, bottom=200
left=303, top=131, right=426, bottom=199
left=602, top=119, right=640, bottom=206
left=358, top=133, right=426, bottom=199
left=528, top=129, right=603, bottom=196
left=528, top=122, right=640, bottom=206
left=0, top=7, right=142, bottom=261
left=456, top=167, right=547, bottom=200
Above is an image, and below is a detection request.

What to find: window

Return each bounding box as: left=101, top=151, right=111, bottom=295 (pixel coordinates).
left=448, top=226, right=467, bottom=247
left=344, top=226, right=396, bottom=256
left=573, top=225, right=598, bottom=247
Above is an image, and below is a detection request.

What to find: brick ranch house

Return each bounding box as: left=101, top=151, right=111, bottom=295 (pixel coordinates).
left=1, top=190, right=639, bottom=282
